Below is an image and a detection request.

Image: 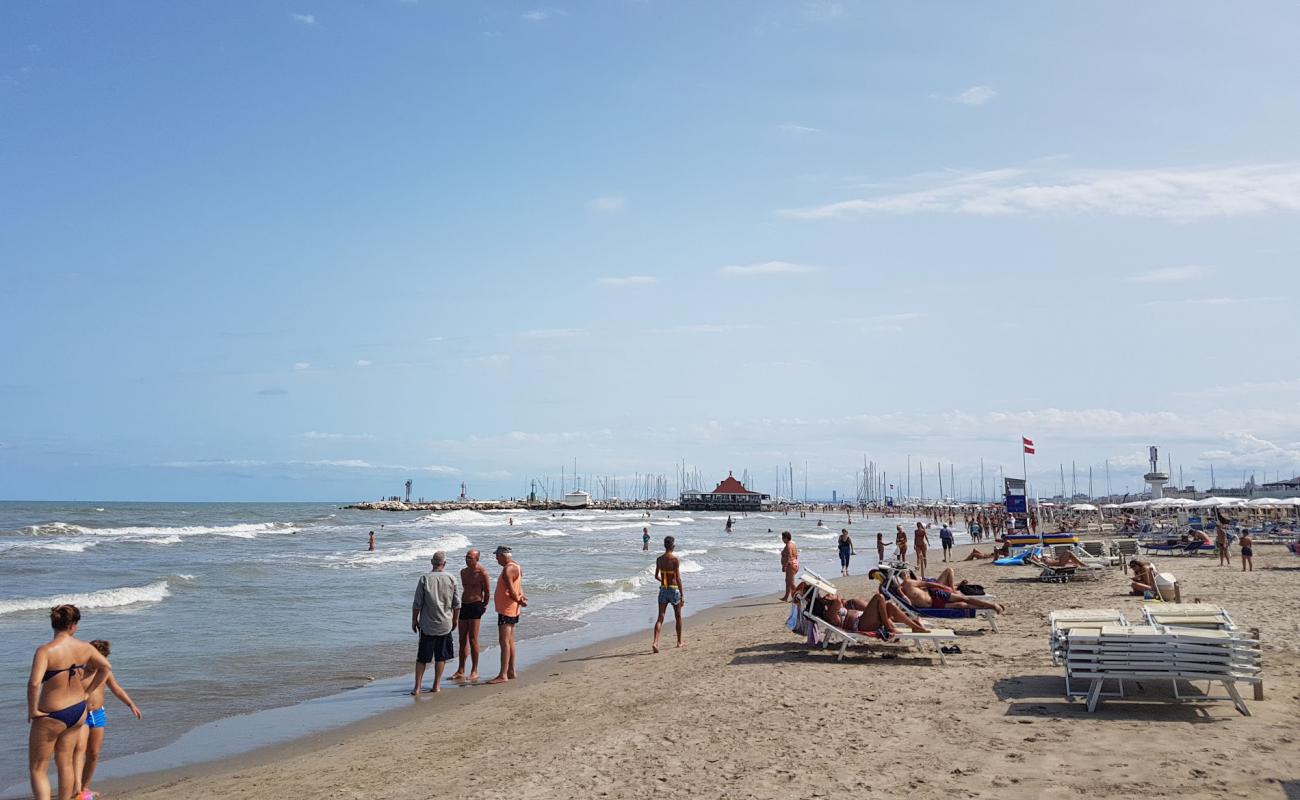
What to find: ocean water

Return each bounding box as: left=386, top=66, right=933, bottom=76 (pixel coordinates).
left=0, top=502, right=962, bottom=791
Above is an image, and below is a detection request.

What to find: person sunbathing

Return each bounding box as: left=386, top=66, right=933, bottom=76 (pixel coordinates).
left=896, top=572, right=1005, bottom=614
left=1035, top=550, right=1089, bottom=569
left=812, top=594, right=929, bottom=636
left=962, top=548, right=996, bottom=561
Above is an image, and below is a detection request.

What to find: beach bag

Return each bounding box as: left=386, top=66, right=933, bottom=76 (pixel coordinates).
left=786, top=604, right=801, bottom=632
left=958, top=582, right=985, bottom=596
left=806, top=619, right=821, bottom=646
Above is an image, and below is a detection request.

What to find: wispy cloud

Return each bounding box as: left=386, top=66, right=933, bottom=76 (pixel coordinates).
left=956, top=85, right=997, bottom=106
left=521, top=328, right=585, bottom=339
left=522, top=9, right=560, bottom=22
left=586, top=195, right=626, bottom=214
left=1140, top=296, right=1281, bottom=308
left=257, top=387, right=288, bottom=396
left=468, top=354, right=510, bottom=367
left=780, top=163, right=1300, bottom=221
left=720, top=261, right=819, bottom=277
left=293, top=362, right=311, bottom=370
left=1125, top=265, right=1210, bottom=284
left=649, top=323, right=760, bottom=335
left=1179, top=378, right=1300, bottom=399
left=161, top=458, right=459, bottom=474
left=301, top=431, right=374, bottom=441
left=353, top=359, right=372, bottom=367
left=777, top=123, right=821, bottom=134
left=597, top=275, right=657, bottom=288
left=291, top=13, right=316, bottom=25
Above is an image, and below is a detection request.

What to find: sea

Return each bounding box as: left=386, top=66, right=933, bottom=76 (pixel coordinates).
left=0, top=501, right=965, bottom=793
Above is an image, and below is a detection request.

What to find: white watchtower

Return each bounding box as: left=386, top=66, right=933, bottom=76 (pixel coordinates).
left=1143, top=446, right=1169, bottom=499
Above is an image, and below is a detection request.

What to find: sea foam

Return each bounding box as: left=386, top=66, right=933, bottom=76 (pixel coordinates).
left=0, top=579, right=175, bottom=616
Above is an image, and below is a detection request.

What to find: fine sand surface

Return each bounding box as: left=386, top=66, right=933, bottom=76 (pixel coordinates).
left=109, top=542, right=1300, bottom=800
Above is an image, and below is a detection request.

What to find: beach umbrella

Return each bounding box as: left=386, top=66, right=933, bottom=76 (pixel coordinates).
left=1068, top=503, right=1098, bottom=511
left=1101, top=503, right=1121, bottom=509
left=1248, top=497, right=1283, bottom=507
left=1195, top=496, right=1245, bottom=507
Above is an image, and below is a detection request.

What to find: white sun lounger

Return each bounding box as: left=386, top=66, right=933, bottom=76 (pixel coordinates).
left=1048, top=609, right=1129, bottom=696
left=794, top=570, right=959, bottom=664
left=1062, top=625, right=1262, bottom=715
left=1141, top=602, right=1238, bottom=631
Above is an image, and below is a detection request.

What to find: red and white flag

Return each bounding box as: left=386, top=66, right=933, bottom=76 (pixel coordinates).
left=1022, top=437, right=1035, bottom=455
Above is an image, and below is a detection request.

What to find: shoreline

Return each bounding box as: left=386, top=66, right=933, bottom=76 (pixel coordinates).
left=93, top=541, right=1300, bottom=800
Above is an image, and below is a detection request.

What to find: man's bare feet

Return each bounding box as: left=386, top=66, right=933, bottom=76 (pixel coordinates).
left=410, top=687, right=422, bottom=696
left=676, top=640, right=684, bottom=648
left=468, top=672, right=478, bottom=681
left=506, top=671, right=517, bottom=679
left=450, top=672, right=465, bottom=681
left=430, top=686, right=441, bottom=693
left=485, top=675, right=508, bottom=685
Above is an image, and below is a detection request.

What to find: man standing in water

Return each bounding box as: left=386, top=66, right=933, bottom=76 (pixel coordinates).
left=652, top=535, right=685, bottom=652
left=411, top=551, right=460, bottom=696
left=642, top=527, right=651, bottom=551
left=487, top=546, right=526, bottom=685
left=451, top=549, right=491, bottom=682
left=368, top=530, right=375, bottom=551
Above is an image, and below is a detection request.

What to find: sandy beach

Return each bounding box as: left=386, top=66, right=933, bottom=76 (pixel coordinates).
left=97, top=540, right=1300, bottom=800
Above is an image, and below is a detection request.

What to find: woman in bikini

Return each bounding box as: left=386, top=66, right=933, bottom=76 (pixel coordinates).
left=27, top=604, right=113, bottom=800
left=814, top=593, right=930, bottom=637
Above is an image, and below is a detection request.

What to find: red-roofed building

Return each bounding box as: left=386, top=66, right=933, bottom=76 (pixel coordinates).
left=680, top=472, right=770, bottom=511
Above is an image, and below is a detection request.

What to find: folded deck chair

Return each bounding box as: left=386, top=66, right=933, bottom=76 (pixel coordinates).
left=1113, top=539, right=1139, bottom=567
left=792, top=569, right=958, bottom=664
left=1048, top=609, right=1129, bottom=694
left=1141, top=602, right=1238, bottom=632
left=1062, top=625, right=1262, bottom=715
left=870, top=566, right=999, bottom=632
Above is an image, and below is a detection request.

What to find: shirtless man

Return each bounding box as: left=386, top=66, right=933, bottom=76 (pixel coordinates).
left=913, top=522, right=929, bottom=576
left=897, top=571, right=1004, bottom=613
left=895, top=525, right=908, bottom=562
left=1129, top=559, right=1159, bottom=595
left=451, top=549, right=491, bottom=682
left=652, top=536, right=685, bottom=652
left=74, top=640, right=141, bottom=799
left=486, top=546, right=527, bottom=685
left=779, top=531, right=799, bottom=601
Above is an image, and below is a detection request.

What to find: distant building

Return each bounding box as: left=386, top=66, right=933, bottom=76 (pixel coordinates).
left=1261, top=476, right=1300, bottom=492
left=680, top=472, right=770, bottom=511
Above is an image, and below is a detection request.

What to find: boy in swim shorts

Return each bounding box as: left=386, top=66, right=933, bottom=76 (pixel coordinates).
left=74, top=640, right=142, bottom=800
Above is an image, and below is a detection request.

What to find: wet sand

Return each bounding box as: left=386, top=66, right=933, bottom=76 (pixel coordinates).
left=104, top=542, right=1300, bottom=800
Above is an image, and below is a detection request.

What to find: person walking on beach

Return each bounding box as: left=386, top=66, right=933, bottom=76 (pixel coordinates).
left=368, top=530, right=375, bottom=551
left=28, top=604, right=114, bottom=800
left=652, top=535, right=685, bottom=652
left=1215, top=523, right=1231, bottom=567
left=837, top=529, right=854, bottom=576
left=642, top=527, right=651, bottom=551
left=411, top=551, right=460, bottom=696
left=452, top=549, right=490, bottom=682
left=1240, top=530, right=1254, bottom=572
left=73, top=639, right=142, bottom=800
left=876, top=532, right=885, bottom=563
left=779, top=532, right=799, bottom=601
left=913, top=522, right=929, bottom=576
left=487, top=546, right=526, bottom=685
left=939, top=523, right=954, bottom=562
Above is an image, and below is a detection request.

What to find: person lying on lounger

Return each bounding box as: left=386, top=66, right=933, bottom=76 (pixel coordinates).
left=1034, top=550, right=1090, bottom=569
left=811, top=593, right=930, bottom=637
left=895, top=571, right=1005, bottom=614
left=962, top=548, right=997, bottom=561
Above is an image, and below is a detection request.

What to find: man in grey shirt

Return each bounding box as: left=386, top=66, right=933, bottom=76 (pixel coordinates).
left=411, top=550, right=460, bottom=696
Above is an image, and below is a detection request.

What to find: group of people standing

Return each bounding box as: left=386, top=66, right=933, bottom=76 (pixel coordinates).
left=27, top=604, right=141, bottom=800
left=410, top=545, right=527, bottom=696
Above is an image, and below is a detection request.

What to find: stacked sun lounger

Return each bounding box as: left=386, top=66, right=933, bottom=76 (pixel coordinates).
left=793, top=570, right=959, bottom=664
left=1141, top=602, right=1237, bottom=631
left=1062, top=625, right=1262, bottom=715
left=1048, top=609, right=1129, bottom=696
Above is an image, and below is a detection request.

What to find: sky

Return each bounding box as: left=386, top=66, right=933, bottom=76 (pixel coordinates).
left=3, top=1, right=1300, bottom=502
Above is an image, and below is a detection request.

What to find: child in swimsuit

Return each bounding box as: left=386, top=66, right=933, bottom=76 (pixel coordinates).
left=75, top=640, right=142, bottom=799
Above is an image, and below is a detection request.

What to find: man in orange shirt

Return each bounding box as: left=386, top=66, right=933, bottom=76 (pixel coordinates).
left=486, top=546, right=527, bottom=685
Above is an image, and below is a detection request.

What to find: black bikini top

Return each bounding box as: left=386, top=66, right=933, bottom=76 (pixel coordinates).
left=41, top=664, right=84, bottom=684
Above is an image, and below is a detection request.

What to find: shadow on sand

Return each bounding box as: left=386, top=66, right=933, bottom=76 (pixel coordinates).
left=994, top=675, right=1223, bottom=722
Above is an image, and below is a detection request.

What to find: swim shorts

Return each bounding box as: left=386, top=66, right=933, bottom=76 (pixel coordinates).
left=658, top=587, right=681, bottom=605
left=85, top=707, right=106, bottom=729
left=460, top=601, right=487, bottom=621
left=928, top=588, right=951, bottom=608
left=417, top=633, right=454, bottom=664
left=498, top=613, right=520, bottom=626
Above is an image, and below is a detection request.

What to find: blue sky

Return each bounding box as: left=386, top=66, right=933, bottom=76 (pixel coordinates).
left=3, top=1, right=1300, bottom=501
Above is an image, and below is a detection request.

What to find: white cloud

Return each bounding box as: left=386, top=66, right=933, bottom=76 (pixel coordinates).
left=353, top=359, right=372, bottom=367
left=780, top=163, right=1300, bottom=221
left=164, top=458, right=459, bottom=474
left=476, top=469, right=513, bottom=480
left=301, top=431, right=374, bottom=441
left=1125, top=265, right=1209, bottom=284
left=522, top=9, right=558, bottom=22
left=293, top=362, right=311, bottom=370
left=291, top=13, right=316, bottom=25
left=587, top=195, right=626, bottom=214
left=956, top=85, right=997, bottom=106
left=1140, top=296, right=1281, bottom=308
left=719, top=261, right=819, bottom=277
left=597, top=275, right=657, bottom=288
left=777, top=123, right=821, bottom=134
left=521, top=328, right=585, bottom=339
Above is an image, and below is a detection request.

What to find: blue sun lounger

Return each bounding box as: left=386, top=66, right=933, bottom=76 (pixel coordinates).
left=870, top=567, right=999, bottom=632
